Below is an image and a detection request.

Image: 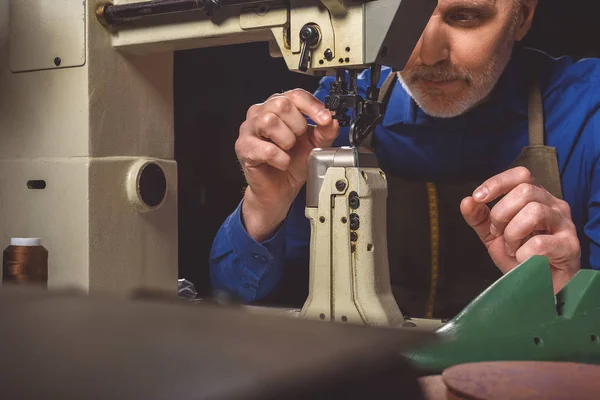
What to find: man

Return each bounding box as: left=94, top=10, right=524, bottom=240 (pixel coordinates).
left=210, top=0, right=599, bottom=319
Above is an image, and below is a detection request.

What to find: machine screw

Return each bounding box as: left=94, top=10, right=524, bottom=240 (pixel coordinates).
left=300, top=24, right=319, bottom=43
left=324, top=48, right=333, bottom=61
left=349, top=191, right=360, bottom=209
left=349, top=213, right=359, bottom=230
left=350, top=231, right=358, bottom=242
left=335, top=180, right=346, bottom=191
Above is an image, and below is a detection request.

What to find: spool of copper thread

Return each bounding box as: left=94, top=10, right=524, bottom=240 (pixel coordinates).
left=2, top=238, right=48, bottom=286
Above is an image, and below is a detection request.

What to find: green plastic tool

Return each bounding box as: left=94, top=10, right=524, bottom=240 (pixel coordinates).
left=403, top=256, right=600, bottom=375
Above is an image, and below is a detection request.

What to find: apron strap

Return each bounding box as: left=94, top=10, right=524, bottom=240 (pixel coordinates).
left=527, top=71, right=545, bottom=146
left=377, top=70, right=398, bottom=104
left=511, top=57, right=564, bottom=199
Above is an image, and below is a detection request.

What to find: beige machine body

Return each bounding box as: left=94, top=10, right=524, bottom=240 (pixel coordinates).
left=0, top=0, right=177, bottom=294
left=300, top=148, right=443, bottom=330
left=0, top=0, right=437, bottom=325
left=301, top=148, right=404, bottom=326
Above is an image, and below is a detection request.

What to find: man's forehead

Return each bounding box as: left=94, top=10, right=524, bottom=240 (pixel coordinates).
left=437, top=0, right=498, bottom=8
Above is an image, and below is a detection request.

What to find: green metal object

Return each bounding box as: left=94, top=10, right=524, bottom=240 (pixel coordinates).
left=402, top=256, right=600, bottom=375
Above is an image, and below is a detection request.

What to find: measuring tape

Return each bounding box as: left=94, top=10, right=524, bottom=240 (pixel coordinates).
left=425, top=182, right=440, bottom=319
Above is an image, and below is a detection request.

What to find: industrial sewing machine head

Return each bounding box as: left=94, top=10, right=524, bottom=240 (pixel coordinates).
left=95, top=0, right=436, bottom=146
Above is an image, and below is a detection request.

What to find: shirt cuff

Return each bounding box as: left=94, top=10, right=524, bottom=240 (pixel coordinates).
left=226, top=199, right=287, bottom=281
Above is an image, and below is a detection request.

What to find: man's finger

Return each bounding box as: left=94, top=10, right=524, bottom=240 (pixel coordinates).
left=249, top=113, right=297, bottom=151
left=260, top=96, right=308, bottom=136
left=460, top=196, right=494, bottom=247
left=237, top=136, right=292, bottom=171
left=489, top=183, right=554, bottom=236
left=270, top=89, right=339, bottom=148
left=284, top=89, right=334, bottom=127
left=515, top=233, right=580, bottom=293
left=472, top=166, right=536, bottom=204
left=503, top=203, right=562, bottom=257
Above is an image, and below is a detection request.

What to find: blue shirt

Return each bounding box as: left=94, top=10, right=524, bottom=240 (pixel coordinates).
left=209, top=47, right=600, bottom=303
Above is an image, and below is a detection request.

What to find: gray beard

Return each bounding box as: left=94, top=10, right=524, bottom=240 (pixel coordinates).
left=397, top=51, right=509, bottom=118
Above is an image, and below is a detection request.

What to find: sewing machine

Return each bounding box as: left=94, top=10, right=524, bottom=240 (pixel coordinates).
left=0, top=0, right=435, bottom=312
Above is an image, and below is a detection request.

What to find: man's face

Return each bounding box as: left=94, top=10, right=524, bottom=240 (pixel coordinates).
left=399, top=0, right=533, bottom=118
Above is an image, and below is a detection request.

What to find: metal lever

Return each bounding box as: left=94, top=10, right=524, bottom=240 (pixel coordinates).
left=298, top=25, right=320, bottom=72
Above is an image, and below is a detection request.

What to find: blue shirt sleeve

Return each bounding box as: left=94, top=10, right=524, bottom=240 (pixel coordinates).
left=209, top=199, right=289, bottom=302
left=584, top=111, right=600, bottom=270
left=209, top=76, right=342, bottom=303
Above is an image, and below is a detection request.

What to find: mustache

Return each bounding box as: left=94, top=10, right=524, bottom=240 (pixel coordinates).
left=406, top=63, right=472, bottom=84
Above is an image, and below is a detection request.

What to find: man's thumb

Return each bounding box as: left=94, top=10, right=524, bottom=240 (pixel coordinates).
left=460, top=196, right=495, bottom=247
left=308, top=120, right=339, bottom=148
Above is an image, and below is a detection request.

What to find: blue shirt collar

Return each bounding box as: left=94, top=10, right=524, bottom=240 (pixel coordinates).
left=382, top=46, right=529, bottom=129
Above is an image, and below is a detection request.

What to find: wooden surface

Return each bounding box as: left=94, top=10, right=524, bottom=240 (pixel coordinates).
left=419, top=361, right=600, bottom=399
left=444, top=361, right=600, bottom=399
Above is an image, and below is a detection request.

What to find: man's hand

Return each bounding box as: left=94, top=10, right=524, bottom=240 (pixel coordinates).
left=236, top=89, right=339, bottom=242
left=460, top=166, right=580, bottom=293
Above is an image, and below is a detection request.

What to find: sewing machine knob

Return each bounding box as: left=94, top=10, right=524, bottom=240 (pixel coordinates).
left=298, top=24, right=320, bottom=72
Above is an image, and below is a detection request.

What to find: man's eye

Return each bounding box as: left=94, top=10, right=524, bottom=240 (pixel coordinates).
left=453, top=13, right=476, bottom=21
left=446, top=11, right=482, bottom=26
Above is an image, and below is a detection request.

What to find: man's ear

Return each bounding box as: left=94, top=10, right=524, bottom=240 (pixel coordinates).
left=514, top=0, right=538, bottom=41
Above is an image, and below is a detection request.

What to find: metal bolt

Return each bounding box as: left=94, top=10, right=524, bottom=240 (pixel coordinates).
left=54, top=57, right=61, bottom=67
left=324, top=48, right=333, bottom=61
left=350, top=213, right=360, bottom=230
left=335, top=180, right=346, bottom=192
left=350, top=231, right=358, bottom=242
left=349, top=192, right=360, bottom=209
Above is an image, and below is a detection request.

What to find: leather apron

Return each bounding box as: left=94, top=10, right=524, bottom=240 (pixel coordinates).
left=366, top=66, right=563, bottom=320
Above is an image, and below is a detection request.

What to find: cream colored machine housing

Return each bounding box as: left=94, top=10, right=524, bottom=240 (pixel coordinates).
left=0, top=1, right=177, bottom=294
left=301, top=148, right=404, bottom=327
left=0, top=0, right=435, bottom=317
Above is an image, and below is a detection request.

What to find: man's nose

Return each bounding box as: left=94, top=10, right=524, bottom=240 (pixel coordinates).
left=418, top=18, right=450, bottom=66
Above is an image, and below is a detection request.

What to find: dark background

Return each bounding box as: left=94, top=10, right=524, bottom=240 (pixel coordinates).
left=174, top=0, right=599, bottom=297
